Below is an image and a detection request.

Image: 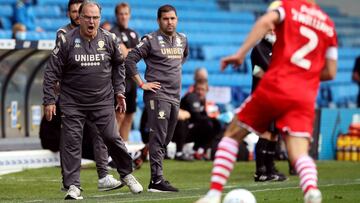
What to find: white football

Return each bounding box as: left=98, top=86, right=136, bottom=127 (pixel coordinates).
left=223, top=189, right=256, bottom=203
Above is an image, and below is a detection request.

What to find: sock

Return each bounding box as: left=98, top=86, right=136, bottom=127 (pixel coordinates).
left=294, top=155, right=318, bottom=194
left=209, top=137, right=239, bottom=194
left=265, top=140, right=277, bottom=174
left=255, top=138, right=268, bottom=174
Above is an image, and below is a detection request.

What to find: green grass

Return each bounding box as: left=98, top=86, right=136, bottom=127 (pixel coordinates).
left=0, top=160, right=360, bottom=202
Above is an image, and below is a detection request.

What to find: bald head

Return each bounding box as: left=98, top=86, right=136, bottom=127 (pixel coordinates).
left=194, top=67, right=208, bottom=82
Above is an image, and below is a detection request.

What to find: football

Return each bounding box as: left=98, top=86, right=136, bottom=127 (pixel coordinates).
left=223, top=189, right=256, bottom=203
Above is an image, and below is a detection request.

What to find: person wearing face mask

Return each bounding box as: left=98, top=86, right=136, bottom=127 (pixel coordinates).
left=125, top=4, right=189, bottom=192
left=43, top=1, right=143, bottom=200
left=250, top=31, right=288, bottom=182
left=12, top=23, right=27, bottom=40
left=40, top=0, right=124, bottom=193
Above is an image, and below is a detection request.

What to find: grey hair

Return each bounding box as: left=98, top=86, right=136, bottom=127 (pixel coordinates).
left=78, top=0, right=102, bottom=14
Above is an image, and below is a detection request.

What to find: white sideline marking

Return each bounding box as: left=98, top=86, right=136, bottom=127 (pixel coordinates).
left=0, top=144, right=144, bottom=176
left=0, top=169, right=23, bottom=175
left=93, top=192, right=132, bottom=198
left=103, top=195, right=201, bottom=203
left=90, top=181, right=360, bottom=202
left=4, top=177, right=59, bottom=182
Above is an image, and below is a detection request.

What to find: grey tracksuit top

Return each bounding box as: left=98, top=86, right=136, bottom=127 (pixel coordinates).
left=43, top=27, right=125, bottom=109
left=125, top=30, right=189, bottom=105
left=57, top=24, right=72, bottom=38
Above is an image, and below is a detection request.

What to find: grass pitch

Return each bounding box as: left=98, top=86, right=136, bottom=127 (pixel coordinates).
left=0, top=160, right=360, bottom=202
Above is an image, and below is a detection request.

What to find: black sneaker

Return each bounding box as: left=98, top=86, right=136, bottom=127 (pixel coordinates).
left=254, top=172, right=272, bottom=182
left=269, top=171, right=288, bottom=181
left=268, top=167, right=288, bottom=181
left=148, top=179, right=179, bottom=192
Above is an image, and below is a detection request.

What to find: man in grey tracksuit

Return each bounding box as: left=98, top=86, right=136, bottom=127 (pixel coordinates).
left=52, top=0, right=120, bottom=191
left=43, top=1, right=142, bottom=200
left=125, top=4, right=188, bottom=192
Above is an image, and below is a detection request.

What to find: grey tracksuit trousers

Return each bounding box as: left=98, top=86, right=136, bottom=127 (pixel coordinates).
left=60, top=107, right=132, bottom=188
left=145, top=99, right=179, bottom=181
left=83, top=120, right=108, bottom=179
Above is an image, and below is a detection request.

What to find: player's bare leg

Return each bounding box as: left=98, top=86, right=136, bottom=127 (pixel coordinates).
left=120, top=113, right=135, bottom=142
left=285, top=135, right=322, bottom=203
left=195, top=118, right=250, bottom=203
left=115, top=111, right=126, bottom=141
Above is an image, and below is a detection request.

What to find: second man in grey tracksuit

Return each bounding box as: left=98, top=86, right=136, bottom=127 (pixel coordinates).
left=125, top=4, right=189, bottom=192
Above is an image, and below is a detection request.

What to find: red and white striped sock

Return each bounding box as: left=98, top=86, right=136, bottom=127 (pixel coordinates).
left=209, top=137, right=239, bottom=194
left=294, top=155, right=318, bottom=194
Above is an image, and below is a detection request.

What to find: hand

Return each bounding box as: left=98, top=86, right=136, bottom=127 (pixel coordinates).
left=220, top=52, right=245, bottom=71
left=141, top=81, right=161, bottom=93
left=183, top=111, right=191, bottom=120
left=44, top=104, right=56, bottom=121
left=178, top=109, right=191, bottom=121
left=116, top=93, right=126, bottom=113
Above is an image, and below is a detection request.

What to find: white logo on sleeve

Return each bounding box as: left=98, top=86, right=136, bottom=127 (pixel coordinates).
left=136, top=41, right=144, bottom=48
left=52, top=46, right=60, bottom=56
left=130, top=32, right=137, bottom=39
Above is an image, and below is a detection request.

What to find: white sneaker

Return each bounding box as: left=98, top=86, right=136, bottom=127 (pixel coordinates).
left=65, top=185, right=83, bottom=200
left=98, top=175, right=123, bottom=191
left=122, top=174, right=143, bottom=194
left=304, top=189, right=322, bottom=203
left=195, top=195, right=221, bottom=203
left=61, top=186, right=83, bottom=192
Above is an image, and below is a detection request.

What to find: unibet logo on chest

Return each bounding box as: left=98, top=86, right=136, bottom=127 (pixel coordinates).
left=160, top=48, right=183, bottom=59
left=75, top=54, right=105, bottom=67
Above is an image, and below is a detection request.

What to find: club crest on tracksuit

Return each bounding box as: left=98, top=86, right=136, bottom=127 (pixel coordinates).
left=74, top=38, right=81, bottom=48
left=97, top=40, right=106, bottom=51
left=176, top=37, right=182, bottom=47
left=158, top=110, right=166, bottom=119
